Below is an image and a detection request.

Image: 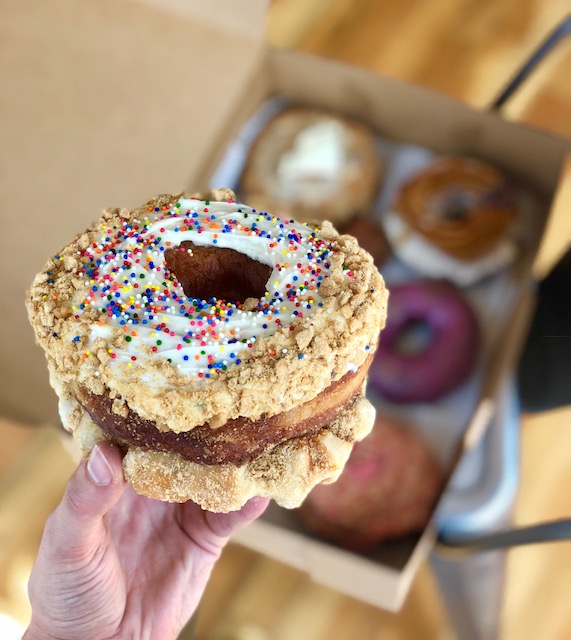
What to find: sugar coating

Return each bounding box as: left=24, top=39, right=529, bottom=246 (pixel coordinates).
left=72, top=389, right=376, bottom=512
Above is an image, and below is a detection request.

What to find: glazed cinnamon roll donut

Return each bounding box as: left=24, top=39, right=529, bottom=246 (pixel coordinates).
left=384, top=156, right=519, bottom=285
left=240, top=106, right=383, bottom=226
left=27, top=189, right=387, bottom=512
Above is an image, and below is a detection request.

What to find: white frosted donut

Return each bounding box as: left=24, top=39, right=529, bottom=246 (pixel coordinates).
left=240, top=106, right=383, bottom=226
left=27, top=189, right=387, bottom=511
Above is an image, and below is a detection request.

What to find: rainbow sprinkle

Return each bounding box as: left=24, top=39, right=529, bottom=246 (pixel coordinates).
left=53, top=197, right=347, bottom=377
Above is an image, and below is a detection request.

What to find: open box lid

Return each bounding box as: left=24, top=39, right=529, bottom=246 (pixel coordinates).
left=0, top=0, right=269, bottom=424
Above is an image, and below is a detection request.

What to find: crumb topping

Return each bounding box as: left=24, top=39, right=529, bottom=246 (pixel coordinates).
left=27, top=189, right=387, bottom=431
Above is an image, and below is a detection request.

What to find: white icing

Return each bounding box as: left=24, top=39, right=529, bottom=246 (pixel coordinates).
left=71, top=198, right=338, bottom=376
left=277, top=121, right=345, bottom=202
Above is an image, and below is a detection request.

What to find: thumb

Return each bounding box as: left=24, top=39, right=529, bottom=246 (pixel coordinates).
left=47, top=442, right=126, bottom=558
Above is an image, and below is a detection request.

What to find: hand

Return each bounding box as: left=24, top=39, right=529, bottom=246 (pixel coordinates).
left=24, top=442, right=268, bottom=640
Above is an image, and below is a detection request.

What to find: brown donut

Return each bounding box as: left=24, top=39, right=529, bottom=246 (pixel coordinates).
left=393, top=156, right=517, bottom=261
left=342, top=217, right=391, bottom=267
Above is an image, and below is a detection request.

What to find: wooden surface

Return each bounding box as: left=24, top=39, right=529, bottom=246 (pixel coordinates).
left=1, top=1, right=570, bottom=638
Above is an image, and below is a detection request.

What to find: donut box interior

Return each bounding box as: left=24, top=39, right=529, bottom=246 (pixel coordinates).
left=4, top=0, right=570, bottom=614
left=179, top=4, right=568, bottom=612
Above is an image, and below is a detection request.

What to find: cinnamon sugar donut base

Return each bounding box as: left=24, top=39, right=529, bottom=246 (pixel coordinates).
left=70, top=390, right=375, bottom=512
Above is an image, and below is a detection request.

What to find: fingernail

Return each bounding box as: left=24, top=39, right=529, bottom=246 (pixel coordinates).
left=87, top=444, right=113, bottom=486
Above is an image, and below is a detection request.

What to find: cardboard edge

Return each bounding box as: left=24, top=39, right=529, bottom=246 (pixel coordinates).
left=232, top=518, right=407, bottom=611
left=437, top=288, right=535, bottom=521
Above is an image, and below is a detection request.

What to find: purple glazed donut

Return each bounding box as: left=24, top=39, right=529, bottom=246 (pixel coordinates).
left=369, top=280, right=480, bottom=402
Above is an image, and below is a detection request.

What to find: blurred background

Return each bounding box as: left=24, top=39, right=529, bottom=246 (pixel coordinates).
left=1, top=0, right=570, bottom=638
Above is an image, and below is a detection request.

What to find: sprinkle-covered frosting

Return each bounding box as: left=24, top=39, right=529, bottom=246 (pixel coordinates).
left=28, top=189, right=387, bottom=436
left=67, top=196, right=344, bottom=377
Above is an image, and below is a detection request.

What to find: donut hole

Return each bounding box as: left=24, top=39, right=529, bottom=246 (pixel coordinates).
left=164, top=241, right=271, bottom=304
left=394, top=318, right=435, bottom=356
left=431, top=189, right=476, bottom=222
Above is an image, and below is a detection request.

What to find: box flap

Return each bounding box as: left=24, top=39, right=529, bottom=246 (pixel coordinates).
left=0, top=0, right=263, bottom=424
left=137, top=0, right=270, bottom=42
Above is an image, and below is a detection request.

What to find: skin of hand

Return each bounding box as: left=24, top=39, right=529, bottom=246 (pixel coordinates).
left=24, top=442, right=269, bottom=640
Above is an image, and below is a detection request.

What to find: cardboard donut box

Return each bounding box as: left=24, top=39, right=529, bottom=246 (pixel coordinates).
left=4, top=0, right=569, bottom=612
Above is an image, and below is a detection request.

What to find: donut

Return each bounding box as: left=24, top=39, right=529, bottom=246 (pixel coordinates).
left=26, top=188, right=387, bottom=512
left=368, top=280, right=479, bottom=403
left=384, top=156, right=519, bottom=286
left=342, top=217, right=391, bottom=267
left=297, top=416, right=443, bottom=551
left=240, top=106, right=383, bottom=226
